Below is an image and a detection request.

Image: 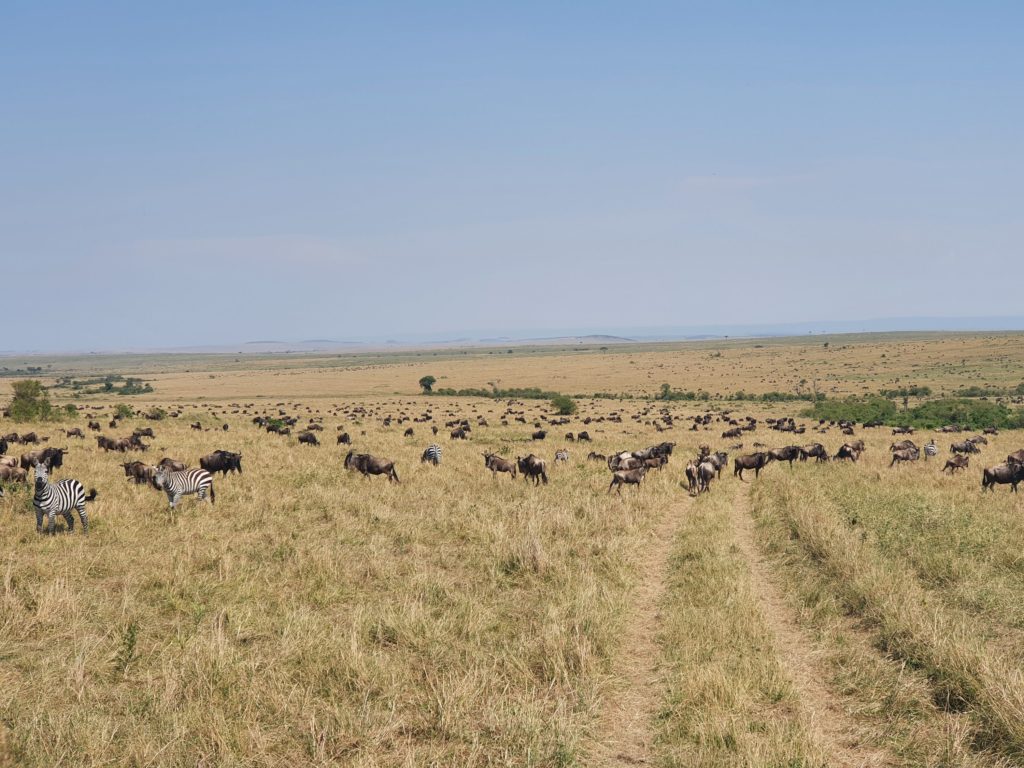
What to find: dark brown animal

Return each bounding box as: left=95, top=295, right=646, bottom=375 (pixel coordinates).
left=768, top=445, right=801, bottom=467
left=531, top=430, right=547, bottom=441
left=344, top=450, right=399, bottom=482
left=64, top=428, right=85, bottom=439
left=733, top=452, right=771, bottom=480
left=158, top=457, right=189, bottom=472
left=516, top=454, right=548, bottom=485
left=942, top=455, right=969, bottom=474
left=199, top=451, right=241, bottom=475
left=890, top=447, right=920, bottom=466
left=483, top=452, right=517, bottom=479
left=834, top=444, right=860, bottom=462
left=982, top=463, right=1024, bottom=492
left=298, top=431, right=320, bottom=446
left=337, top=432, right=351, bottom=445
left=608, top=466, right=646, bottom=494
left=799, top=443, right=828, bottom=463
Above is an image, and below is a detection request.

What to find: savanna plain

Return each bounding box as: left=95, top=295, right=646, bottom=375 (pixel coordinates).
left=3, top=332, right=1024, bottom=767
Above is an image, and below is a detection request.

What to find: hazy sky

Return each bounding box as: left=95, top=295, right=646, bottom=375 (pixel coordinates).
left=3, top=2, right=1022, bottom=350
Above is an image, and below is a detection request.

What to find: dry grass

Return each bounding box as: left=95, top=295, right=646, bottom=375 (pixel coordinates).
left=2, top=336, right=1024, bottom=765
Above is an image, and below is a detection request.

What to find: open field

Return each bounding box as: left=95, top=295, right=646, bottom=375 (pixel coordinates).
left=4, top=331, right=1024, bottom=402
left=2, top=334, right=1024, bottom=766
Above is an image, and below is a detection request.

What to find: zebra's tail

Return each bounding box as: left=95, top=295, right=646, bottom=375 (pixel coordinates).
left=85, top=489, right=98, bottom=502
left=209, top=483, right=216, bottom=504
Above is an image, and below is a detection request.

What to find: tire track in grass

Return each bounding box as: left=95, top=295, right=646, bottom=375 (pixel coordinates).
left=729, top=483, right=893, bottom=768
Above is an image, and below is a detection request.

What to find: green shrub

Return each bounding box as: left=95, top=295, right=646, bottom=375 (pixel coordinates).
left=6, top=380, right=57, bottom=422
left=802, top=396, right=898, bottom=425
left=550, top=394, right=577, bottom=416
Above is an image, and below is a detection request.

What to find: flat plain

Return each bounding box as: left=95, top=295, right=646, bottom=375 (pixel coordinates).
left=1, top=331, right=1023, bottom=767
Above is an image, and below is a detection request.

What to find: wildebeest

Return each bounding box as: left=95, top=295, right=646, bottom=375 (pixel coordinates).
left=87, top=421, right=101, bottom=432
left=1007, top=450, right=1024, bottom=466
left=684, top=461, right=698, bottom=494
left=157, top=457, right=189, bottom=472
left=450, top=428, right=469, bottom=440
left=982, top=463, right=1024, bottom=492
left=133, top=427, right=155, bottom=438
left=483, top=452, right=517, bottom=479
left=404, top=427, right=415, bottom=437
left=768, top=445, right=801, bottom=467
left=608, top=466, right=646, bottom=494
left=942, top=455, right=970, bottom=474
left=20, top=447, right=66, bottom=471
left=734, top=452, right=771, bottom=480
left=199, top=450, right=242, bottom=476
left=0, top=465, right=27, bottom=483
left=516, top=454, right=548, bottom=485
left=890, top=440, right=918, bottom=453
left=344, top=450, right=399, bottom=482
left=834, top=444, right=861, bottom=462
left=950, top=440, right=980, bottom=455
left=531, top=430, right=547, bottom=441
left=298, top=431, right=320, bottom=446
left=19, top=432, right=40, bottom=445
left=577, top=431, right=591, bottom=442
left=799, top=443, right=829, bottom=463
left=122, top=461, right=155, bottom=485
left=722, top=427, right=742, bottom=439
left=337, top=432, right=351, bottom=445
left=892, top=426, right=915, bottom=435
left=64, top=428, right=85, bottom=439
left=890, top=447, right=920, bottom=466
left=696, top=460, right=718, bottom=494
left=0, top=438, right=7, bottom=456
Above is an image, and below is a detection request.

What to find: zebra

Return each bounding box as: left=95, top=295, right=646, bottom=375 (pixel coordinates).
left=923, top=440, right=938, bottom=461
left=554, top=449, right=569, bottom=464
left=153, top=466, right=215, bottom=509
left=33, top=462, right=96, bottom=535
left=421, top=444, right=442, bottom=465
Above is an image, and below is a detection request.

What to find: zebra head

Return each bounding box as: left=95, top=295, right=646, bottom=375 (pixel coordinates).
left=33, top=462, right=48, bottom=486
left=152, top=466, right=168, bottom=489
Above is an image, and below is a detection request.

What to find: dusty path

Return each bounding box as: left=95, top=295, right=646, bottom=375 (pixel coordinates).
left=729, top=484, right=892, bottom=768
left=586, top=497, right=683, bottom=766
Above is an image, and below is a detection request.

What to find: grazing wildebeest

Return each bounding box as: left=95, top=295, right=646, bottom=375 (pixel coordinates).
left=337, top=432, right=351, bottom=445
left=87, top=421, right=101, bottom=432
left=156, top=460, right=189, bottom=473
left=19, top=432, right=41, bottom=445
left=298, top=431, right=320, bottom=446
left=942, top=455, right=969, bottom=474
left=799, top=443, right=829, bottom=463
left=554, top=449, right=570, bottom=464
left=892, top=426, right=914, bottom=435
left=768, top=445, right=801, bottom=467
left=608, top=466, right=646, bottom=494
left=344, top=450, right=399, bottom=482
left=20, top=447, right=67, bottom=472
left=64, top=428, right=85, bottom=439
left=834, top=444, right=860, bottom=462
left=643, top=454, right=668, bottom=470
left=565, top=432, right=575, bottom=442
left=531, top=430, right=547, bottom=441
left=0, top=465, right=27, bottom=483
left=734, top=452, right=771, bottom=480
left=982, top=463, right=1024, bottom=492
left=983, top=427, right=999, bottom=435
left=133, top=427, right=155, bottom=438
left=450, top=428, right=468, bottom=440
left=222, top=424, right=230, bottom=431
left=968, top=435, right=988, bottom=446
left=1007, top=450, right=1024, bottom=466
left=122, top=461, right=155, bottom=485
left=483, top=452, right=517, bottom=478
left=577, top=431, right=591, bottom=442
left=1, top=432, right=18, bottom=443
left=404, top=427, right=415, bottom=437
left=722, top=427, right=742, bottom=439
left=890, top=440, right=918, bottom=453
left=516, top=454, right=548, bottom=485
left=190, top=422, right=202, bottom=431
left=890, top=447, right=920, bottom=467
left=950, top=440, right=980, bottom=455
left=199, top=451, right=242, bottom=476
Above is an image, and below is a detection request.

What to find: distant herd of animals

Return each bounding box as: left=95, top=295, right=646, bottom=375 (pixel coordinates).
left=1, top=398, right=1024, bottom=535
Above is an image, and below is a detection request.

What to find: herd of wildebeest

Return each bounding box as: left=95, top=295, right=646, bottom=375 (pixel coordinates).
left=2, top=396, right=1024, bottom=534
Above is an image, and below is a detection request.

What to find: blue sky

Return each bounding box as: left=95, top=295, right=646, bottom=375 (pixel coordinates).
left=2, top=2, right=1022, bottom=350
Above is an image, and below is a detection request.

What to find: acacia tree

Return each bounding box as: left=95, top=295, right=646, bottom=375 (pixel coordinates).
left=7, top=380, right=55, bottom=421
left=419, top=375, right=437, bottom=394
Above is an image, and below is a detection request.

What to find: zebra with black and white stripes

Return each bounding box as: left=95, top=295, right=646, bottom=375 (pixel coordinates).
left=153, top=466, right=215, bottom=509
left=421, top=444, right=442, bottom=465
left=923, top=440, right=938, bottom=461
left=33, top=462, right=96, bottom=535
